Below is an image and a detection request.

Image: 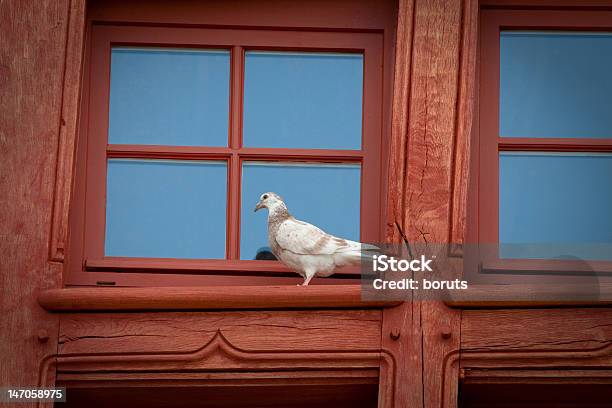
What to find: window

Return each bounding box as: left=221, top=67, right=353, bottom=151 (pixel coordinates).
left=67, top=24, right=385, bottom=286
left=478, top=10, right=612, bottom=271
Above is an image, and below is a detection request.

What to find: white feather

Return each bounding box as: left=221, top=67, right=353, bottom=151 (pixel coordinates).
left=255, top=192, right=379, bottom=286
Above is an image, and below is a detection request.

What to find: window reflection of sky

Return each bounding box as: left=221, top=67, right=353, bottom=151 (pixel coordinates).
left=105, top=159, right=227, bottom=259
left=243, top=51, right=363, bottom=149
left=500, top=32, right=612, bottom=138
left=109, top=48, right=230, bottom=146
left=499, top=152, right=612, bottom=260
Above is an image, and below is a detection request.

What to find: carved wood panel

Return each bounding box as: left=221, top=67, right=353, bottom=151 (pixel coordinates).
left=49, top=310, right=396, bottom=407
left=58, top=310, right=382, bottom=354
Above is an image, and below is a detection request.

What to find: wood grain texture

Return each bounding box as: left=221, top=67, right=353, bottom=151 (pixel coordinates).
left=54, top=311, right=394, bottom=407
left=87, top=0, right=396, bottom=30
left=385, top=0, right=415, bottom=245
left=57, top=370, right=380, bottom=384
left=453, top=309, right=612, bottom=396
left=58, top=310, right=382, bottom=355
left=403, top=0, right=460, bottom=246
left=462, top=308, right=612, bottom=353
left=39, top=285, right=401, bottom=311
left=49, top=0, right=86, bottom=262
left=404, top=0, right=466, bottom=406
left=0, top=0, right=70, bottom=400
left=382, top=0, right=477, bottom=406
left=382, top=1, right=425, bottom=405
left=462, top=368, right=612, bottom=384
left=449, top=0, right=478, bottom=250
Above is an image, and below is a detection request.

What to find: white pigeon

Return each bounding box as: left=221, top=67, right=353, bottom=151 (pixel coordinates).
left=254, top=192, right=379, bottom=286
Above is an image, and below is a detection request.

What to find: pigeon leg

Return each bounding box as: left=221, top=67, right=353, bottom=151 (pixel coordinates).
left=300, top=271, right=315, bottom=286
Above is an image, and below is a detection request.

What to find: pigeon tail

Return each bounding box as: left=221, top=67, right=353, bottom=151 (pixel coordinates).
left=333, top=242, right=382, bottom=267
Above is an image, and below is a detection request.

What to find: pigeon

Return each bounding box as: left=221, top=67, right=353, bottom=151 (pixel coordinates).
left=254, top=192, right=379, bottom=286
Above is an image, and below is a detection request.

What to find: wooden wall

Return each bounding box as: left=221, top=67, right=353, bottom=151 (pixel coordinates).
left=0, top=0, right=72, bottom=399
left=0, top=0, right=478, bottom=406
left=3, top=0, right=611, bottom=407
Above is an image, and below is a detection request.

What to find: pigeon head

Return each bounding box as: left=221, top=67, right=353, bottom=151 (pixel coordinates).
left=254, top=192, right=284, bottom=213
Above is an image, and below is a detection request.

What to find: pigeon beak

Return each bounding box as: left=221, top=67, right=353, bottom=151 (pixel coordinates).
left=254, top=201, right=264, bottom=212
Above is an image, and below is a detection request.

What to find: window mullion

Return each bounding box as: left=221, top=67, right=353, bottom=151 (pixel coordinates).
left=229, top=45, right=244, bottom=150
left=227, top=46, right=244, bottom=260
left=227, top=153, right=241, bottom=260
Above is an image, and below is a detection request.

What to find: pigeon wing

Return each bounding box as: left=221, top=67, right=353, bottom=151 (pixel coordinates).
left=274, top=218, right=352, bottom=256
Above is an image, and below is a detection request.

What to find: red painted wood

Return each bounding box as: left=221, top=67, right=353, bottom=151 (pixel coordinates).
left=481, top=0, right=612, bottom=8
left=87, top=0, right=397, bottom=31
left=107, top=144, right=365, bottom=160
left=57, top=310, right=383, bottom=353
left=450, top=0, right=480, bottom=250
left=52, top=308, right=387, bottom=406
left=64, top=271, right=362, bottom=287
left=382, top=0, right=475, bottom=407
left=38, top=286, right=401, bottom=311
left=445, top=282, right=612, bottom=308
left=481, top=258, right=612, bottom=275
left=228, top=46, right=243, bottom=260
left=85, top=257, right=361, bottom=276
left=49, top=0, right=88, bottom=262
left=380, top=0, right=421, bottom=407
left=0, top=0, right=76, bottom=395
left=478, top=8, right=502, bottom=247
left=498, top=137, right=612, bottom=152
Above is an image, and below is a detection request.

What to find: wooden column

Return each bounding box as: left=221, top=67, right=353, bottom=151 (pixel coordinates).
left=382, top=0, right=478, bottom=406
left=0, top=0, right=85, bottom=404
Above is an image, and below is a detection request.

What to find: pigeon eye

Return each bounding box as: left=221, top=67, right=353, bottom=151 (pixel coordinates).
left=263, top=194, right=269, bottom=200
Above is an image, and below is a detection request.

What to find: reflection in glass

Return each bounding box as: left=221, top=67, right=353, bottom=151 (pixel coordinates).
left=105, top=159, right=227, bottom=259
left=500, top=32, right=612, bottom=138
left=499, top=152, right=612, bottom=260
left=240, top=162, right=361, bottom=260
left=109, top=48, right=230, bottom=146
left=243, top=51, right=363, bottom=149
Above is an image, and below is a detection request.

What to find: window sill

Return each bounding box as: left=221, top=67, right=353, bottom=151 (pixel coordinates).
left=85, top=258, right=359, bottom=276
left=481, top=259, right=612, bottom=276
left=444, top=283, right=612, bottom=308
left=38, top=285, right=402, bottom=312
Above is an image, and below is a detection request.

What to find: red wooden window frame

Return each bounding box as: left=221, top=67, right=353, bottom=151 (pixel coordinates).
left=477, top=8, right=612, bottom=276
left=66, top=24, right=385, bottom=286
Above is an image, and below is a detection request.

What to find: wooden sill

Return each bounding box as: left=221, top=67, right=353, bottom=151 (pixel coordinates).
left=444, top=283, right=612, bottom=308
left=481, top=259, right=612, bottom=276
left=85, top=258, right=360, bottom=276
left=38, top=285, right=402, bottom=312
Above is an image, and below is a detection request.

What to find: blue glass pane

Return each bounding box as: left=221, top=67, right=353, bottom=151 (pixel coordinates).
left=240, top=162, right=361, bottom=260
left=105, top=159, right=227, bottom=258
left=499, top=153, right=612, bottom=260
left=500, top=32, right=612, bottom=138
left=243, top=52, right=363, bottom=149
left=109, top=48, right=230, bottom=146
